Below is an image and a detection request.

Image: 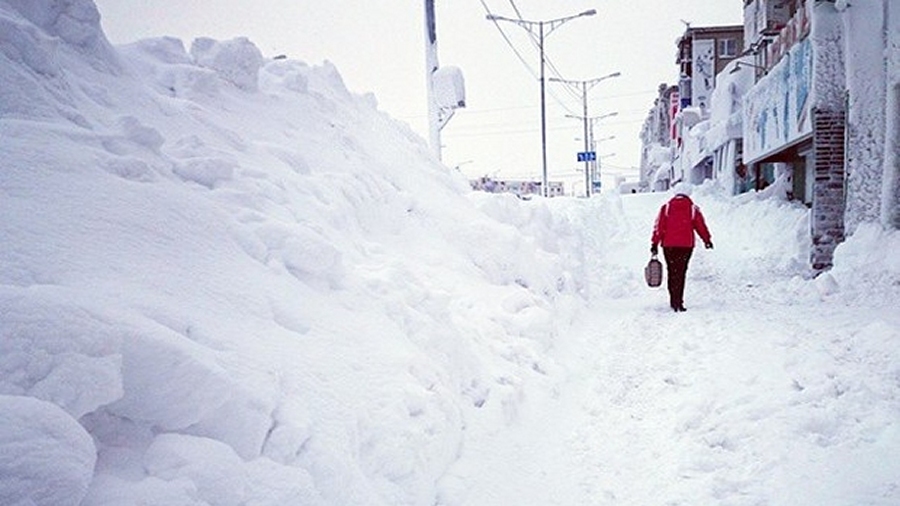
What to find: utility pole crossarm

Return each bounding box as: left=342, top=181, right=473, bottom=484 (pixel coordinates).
left=485, top=8, right=597, bottom=197
left=550, top=72, right=620, bottom=197
left=545, top=9, right=597, bottom=35
left=549, top=72, right=621, bottom=92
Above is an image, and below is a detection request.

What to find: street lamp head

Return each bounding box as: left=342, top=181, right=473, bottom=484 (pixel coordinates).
left=596, top=71, right=621, bottom=83
left=731, top=61, right=767, bottom=74
left=581, top=9, right=597, bottom=17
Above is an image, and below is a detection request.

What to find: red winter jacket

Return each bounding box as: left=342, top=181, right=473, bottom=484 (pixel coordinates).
left=651, top=194, right=712, bottom=248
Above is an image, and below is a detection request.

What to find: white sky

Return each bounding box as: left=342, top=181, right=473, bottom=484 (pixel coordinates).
left=93, top=0, right=742, bottom=191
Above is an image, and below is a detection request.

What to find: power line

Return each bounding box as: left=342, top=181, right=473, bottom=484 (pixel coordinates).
left=480, top=0, right=539, bottom=81
left=507, top=0, right=524, bottom=19
left=482, top=1, right=584, bottom=116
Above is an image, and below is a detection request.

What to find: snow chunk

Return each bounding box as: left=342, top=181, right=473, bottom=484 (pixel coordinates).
left=83, top=474, right=206, bottom=506
left=4, top=0, right=116, bottom=65
left=106, top=326, right=233, bottom=431
left=120, top=37, right=221, bottom=99
left=190, top=37, right=263, bottom=91
left=815, top=271, right=840, bottom=296
left=173, top=157, right=237, bottom=189
left=260, top=59, right=310, bottom=94
left=144, top=434, right=248, bottom=506
left=0, top=293, right=126, bottom=420
left=0, top=10, right=61, bottom=78
left=0, top=395, right=96, bottom=506
left=126, top=36, right=192, bottom=65
left=141, top=433, right=326, bottom=505
left=29, top=352, right=123, bottom=419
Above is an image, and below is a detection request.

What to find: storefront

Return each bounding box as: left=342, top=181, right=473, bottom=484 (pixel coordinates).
left=743, top=2, right=849, bottom=272
left=742, top=35, right=813, bottom=201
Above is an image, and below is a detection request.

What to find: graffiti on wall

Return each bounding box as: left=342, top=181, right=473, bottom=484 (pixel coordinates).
left=692, top=39, right=715, bottom=111
left=742, top=37, right=812, bottom=163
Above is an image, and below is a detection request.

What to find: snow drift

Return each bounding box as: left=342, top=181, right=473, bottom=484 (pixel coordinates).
left=2, top=1, right=899, bottom=505
left=0, top=1, right=576, bottom=504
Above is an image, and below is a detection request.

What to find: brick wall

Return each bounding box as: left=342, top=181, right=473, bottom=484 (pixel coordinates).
left=810, top=107, right=846, bottom=272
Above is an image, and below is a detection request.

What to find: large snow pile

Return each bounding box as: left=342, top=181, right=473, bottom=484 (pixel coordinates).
left=0, top=1, right=577, bottom=504
left=2, top=1, right=899, bottom=505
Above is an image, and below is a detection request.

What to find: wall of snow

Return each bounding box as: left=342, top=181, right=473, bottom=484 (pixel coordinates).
left=0, top=1, right=584, bottom=504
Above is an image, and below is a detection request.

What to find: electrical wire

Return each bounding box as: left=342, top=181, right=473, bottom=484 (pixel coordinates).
left=480, top=0, right=539, bottom=81
left=482, top=0, right=583, bottom=116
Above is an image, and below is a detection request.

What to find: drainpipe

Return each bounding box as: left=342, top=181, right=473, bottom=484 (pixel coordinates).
left=882, top=0, right=900, bottom=228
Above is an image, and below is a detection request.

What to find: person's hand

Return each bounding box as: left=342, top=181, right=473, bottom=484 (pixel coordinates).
left=704, top=240, right=714, bottom=249
left=650, top=244, right=658, bottom=255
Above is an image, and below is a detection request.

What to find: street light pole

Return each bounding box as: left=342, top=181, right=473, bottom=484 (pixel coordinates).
left=538, top=21, right=548, bottom=197
left=425, top=0, right=440, bottom=160
left=487, top=9, right=596, bottom=197
left=567, top=111, right=618, bottom=194
left=550, top=72, right=619, bottom=196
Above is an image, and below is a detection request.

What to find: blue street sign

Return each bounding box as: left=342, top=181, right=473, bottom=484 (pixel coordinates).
left=577, top=151, right=596, bottom=162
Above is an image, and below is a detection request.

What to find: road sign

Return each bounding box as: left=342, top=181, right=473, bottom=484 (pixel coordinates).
left=577, top=151, right=596, bottom=162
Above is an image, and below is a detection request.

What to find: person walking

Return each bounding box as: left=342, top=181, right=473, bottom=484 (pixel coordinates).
left=650, top=182, right=713, bottom=312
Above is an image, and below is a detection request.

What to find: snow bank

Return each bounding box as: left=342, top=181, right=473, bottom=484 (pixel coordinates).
left=829, top=223, right=900, bottom=304
left=0, top=1, right=573, bottom=504
left=190, top=36, right=263, bottom=91
left=0, top=395, right=96, bottom=506
left=3, top=0, right=115, bottom=59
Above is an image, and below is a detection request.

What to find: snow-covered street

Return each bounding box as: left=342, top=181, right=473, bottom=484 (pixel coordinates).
left=1, top=1, right=899, bottom=504
left=439, top=191, right=900, bottom=505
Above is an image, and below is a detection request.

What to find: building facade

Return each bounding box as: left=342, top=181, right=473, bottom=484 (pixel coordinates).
left=640, top=0, right=900, bottom=274
left=677, top=25, right=746, bottom=113
left=639, top=84, right=678, bottom=191
left=738, top=0, right=900, bottom=272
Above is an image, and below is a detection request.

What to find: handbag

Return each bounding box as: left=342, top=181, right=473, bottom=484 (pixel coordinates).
left=644, top=254, right=663, bottom=287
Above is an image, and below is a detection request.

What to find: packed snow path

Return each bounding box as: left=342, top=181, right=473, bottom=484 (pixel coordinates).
left=438, top=191, right=900, bottom=505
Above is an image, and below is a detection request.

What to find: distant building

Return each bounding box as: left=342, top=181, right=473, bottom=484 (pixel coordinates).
left=639, top=84, right=679, bottom=192
left=640, top=24, right=744, bottom=193
left=676, top=24, right=745, bottom=113
left=470, top=176, right=565, bottom=198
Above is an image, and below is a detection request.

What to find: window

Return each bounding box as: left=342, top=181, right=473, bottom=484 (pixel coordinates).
left=718, top=38, right=738, bottom=58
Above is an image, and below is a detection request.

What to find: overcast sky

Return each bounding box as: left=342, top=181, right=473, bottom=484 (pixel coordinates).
left=93, top=0, right=742, bottom=191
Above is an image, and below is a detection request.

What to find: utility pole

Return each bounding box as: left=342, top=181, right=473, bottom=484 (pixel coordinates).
left=425, top=0, right=465, bottom=161
left=551, top=72, right=620, bottom=196
left=591, top=133, right=615, bottom=193
left=566, top=112, right=618, bottom=194
left=487, top=9, right=596, bottom=197
left=424, top=0, right=444, bottom=160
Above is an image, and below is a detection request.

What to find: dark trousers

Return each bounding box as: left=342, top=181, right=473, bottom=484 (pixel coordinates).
left=663, top=247, right=693, bottom=309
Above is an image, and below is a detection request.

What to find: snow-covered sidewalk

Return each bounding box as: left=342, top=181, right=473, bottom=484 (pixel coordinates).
left=438, top=191, right=900, bottom=505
